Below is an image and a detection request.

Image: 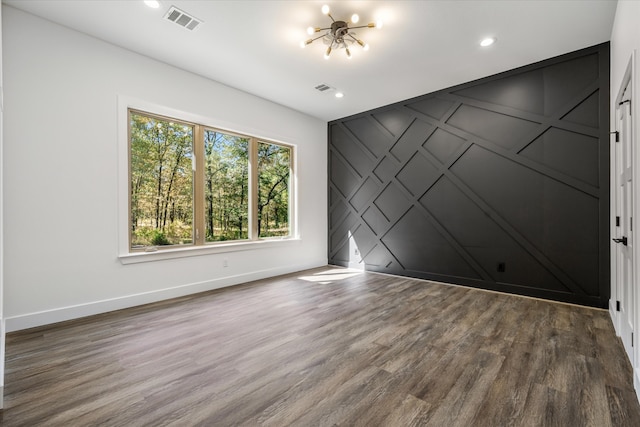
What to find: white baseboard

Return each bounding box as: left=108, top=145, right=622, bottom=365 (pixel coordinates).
left=609, top=299, right=640, bottom=408
left=609, top=299, right=620, bottom=336
left=5, top=260, right=326, bottom=333
left=635, top=367, right=640, bottom=406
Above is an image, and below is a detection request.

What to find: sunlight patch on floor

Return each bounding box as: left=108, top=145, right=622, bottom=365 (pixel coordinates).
left=298, top=268, right=363, bottom=284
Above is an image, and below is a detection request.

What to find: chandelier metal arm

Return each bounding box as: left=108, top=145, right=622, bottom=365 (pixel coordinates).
left=346, top=33, right=357, bottom=40
left=346, top=33, right=364, bottom=44
left=349, top=23, right=376, bottom=30
left=309, top=33, right=328, bottom=43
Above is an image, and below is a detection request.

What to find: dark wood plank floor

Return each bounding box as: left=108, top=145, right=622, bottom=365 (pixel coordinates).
left=2, top=266, right=639, bottom=426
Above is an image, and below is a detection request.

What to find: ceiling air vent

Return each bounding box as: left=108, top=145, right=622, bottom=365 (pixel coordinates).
left=315, top=84, right=334, bottom=92
left=164, top=6, right=202, bottom=31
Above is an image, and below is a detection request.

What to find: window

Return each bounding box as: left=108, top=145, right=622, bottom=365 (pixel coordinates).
left=130, top=113, right=194, bottom=247
left=203, top=130, right=249, bottom=242
left=258, top=141, right=291, bottom=238
left=128, top=109, right=293, bottom=252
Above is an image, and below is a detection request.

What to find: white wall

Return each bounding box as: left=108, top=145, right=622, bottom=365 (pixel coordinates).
left=610, top=0, right=640, bottom=140
left=610, top=0, right=640, bottom=396
left=2, top=6, right=327, bottom=331
left=611, top=1, right=640, bottom=96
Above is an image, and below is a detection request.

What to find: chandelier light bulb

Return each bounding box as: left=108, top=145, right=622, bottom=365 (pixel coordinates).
left=351, top=14, right=360, bottom=24
left=307, top=26, right=315, bottom=35
left=375, top=20, right=384, bottom=29
left=321, top=4, right=330, bottom=15
left=356, top=39, right=369, bottom=51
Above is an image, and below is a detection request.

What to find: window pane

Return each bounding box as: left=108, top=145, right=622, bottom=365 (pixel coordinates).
left=258, top=142, right=291, bottom=238
left=204, top=130, right=249, bottom=241
left=130, top=112, right=194, bottom=248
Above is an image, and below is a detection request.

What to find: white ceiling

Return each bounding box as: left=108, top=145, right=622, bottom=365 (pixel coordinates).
left=4, top=0, right=617, bottom=122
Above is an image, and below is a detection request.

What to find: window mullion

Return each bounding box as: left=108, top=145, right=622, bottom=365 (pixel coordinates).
left=249, top=137, right=259, bottom=240
left=194, top=124, right=205, bottom=245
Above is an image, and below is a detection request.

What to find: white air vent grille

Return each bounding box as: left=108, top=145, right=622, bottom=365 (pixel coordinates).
left=315, top=84, right=334, bottom=92
left=164, top=6, right=202, bottom=31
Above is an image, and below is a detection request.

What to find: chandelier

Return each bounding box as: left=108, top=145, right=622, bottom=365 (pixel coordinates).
left=300, top=4, right=382, bottom=59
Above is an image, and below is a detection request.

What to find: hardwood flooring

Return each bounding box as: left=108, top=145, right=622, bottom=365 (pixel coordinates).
left=1, top=266, right=639, bottom=426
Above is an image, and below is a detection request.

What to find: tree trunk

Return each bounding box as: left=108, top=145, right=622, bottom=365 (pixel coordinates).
left=207, top=176, right=214, bottom=238
left=161, top=145, right=184, bottom=231
left=238, top=167, right=247, bottom=236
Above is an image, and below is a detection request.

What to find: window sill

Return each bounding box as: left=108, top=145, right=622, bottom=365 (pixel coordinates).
left=119, top=237, right=301, bottom=265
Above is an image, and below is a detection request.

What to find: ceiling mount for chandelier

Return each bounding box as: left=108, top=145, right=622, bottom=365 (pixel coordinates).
left=300, top=4, right=382, bottom=59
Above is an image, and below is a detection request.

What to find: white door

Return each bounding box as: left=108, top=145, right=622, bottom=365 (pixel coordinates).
left=615, top=82, right=634, bottom=362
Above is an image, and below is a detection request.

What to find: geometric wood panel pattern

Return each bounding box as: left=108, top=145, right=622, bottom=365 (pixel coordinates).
left=328, top=43, right=610, bottom=308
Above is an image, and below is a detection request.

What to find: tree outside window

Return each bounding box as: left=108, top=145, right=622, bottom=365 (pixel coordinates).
left=258, top=142, right=290, bottom=238
left=129, top=110, right=293, bottom=251
left=204, top=130, right=249, bottom=242
left=130, top=113, right=194, bottom=247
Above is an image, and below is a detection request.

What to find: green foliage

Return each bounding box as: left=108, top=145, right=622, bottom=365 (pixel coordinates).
left=151, top=230, right=171, bottom=246
left=258, top=142, right=290, bottom=237
left=130, top=112, right=291, bottom=249
left=204, top=130, right=249, bottom=242
left=130, top=112, right=194, bottom=247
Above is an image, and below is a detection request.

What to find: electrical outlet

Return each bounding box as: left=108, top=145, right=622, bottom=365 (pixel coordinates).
left=354, top=248, right=360, bottom=256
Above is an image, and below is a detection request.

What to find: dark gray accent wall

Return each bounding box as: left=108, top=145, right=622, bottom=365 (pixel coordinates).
left=328, top=43, right=610, bottom=308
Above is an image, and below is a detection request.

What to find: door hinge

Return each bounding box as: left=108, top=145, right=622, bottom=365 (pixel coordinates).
left=632, top=332, right=634, bottom=347
left=617, top=300, right=621, bottom=311
left=616, top=216, right=621, bottom=227
left=631, top=217, right=633, bottom=231
left=611, top=131, right=620, bottom=142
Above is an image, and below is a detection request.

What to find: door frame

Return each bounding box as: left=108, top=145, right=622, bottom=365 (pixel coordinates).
left=611, top=50, right=640, bottom=395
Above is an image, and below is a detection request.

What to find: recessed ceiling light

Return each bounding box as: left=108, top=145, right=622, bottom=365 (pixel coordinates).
left=144, top=0, right=160, bottom=8
left=335, top=92, right=344, bottom=98
left=480, top=37, right=496, bottom=47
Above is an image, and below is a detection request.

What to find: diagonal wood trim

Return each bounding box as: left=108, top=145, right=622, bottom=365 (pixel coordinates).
left=400, top=105, right=602, bottom=199
left=328, top=43, right=609, bottom=307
